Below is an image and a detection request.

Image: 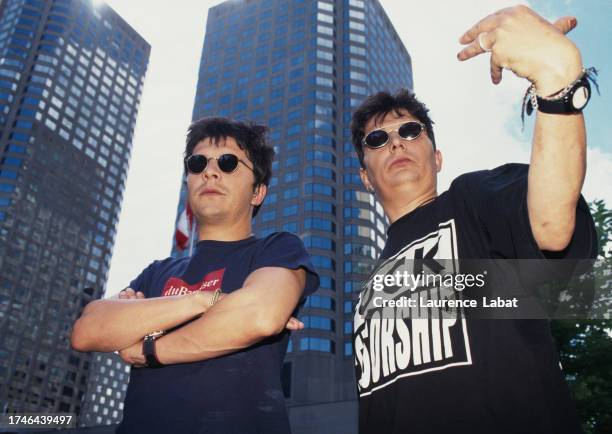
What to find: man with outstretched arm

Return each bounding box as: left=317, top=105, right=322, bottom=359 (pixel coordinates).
left=351, top=7, right=596, bottom=434
left=71, top=117, right=319, bottom=434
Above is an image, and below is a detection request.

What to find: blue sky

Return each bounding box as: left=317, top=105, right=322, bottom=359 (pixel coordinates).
left=532, top=0, right=611, bottom=155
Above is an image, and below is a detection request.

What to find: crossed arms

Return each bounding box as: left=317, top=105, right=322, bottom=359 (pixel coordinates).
left=71, top=266, right=306, bottom=366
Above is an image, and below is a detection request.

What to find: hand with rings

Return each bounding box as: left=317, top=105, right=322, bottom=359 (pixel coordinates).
left=456, top=5, right=582, bottom=94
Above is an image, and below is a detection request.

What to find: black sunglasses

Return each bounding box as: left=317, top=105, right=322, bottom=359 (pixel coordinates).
left=184, top=153, right=254, bottom=175
left=362, top=121, right=425, bottom=149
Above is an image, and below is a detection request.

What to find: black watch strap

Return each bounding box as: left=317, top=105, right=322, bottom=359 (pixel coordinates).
left=536, top=76, right=591, bottom=114
left=142, top=334, right=163, bottom=368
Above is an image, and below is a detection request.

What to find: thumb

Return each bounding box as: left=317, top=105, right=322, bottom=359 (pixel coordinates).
left=552, top=16, right=577, bottom=34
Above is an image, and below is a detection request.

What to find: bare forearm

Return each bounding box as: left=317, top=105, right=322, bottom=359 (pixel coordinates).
left=153, top=268, right=305, bottom=365
left=155, top=294, right=277, bottom=364
left=528, top=61, right=586, bottom=250
left=529, top=111, right=586, bottom=208
left=528, top=113, right=586, bottom=250
left=71, top=293, right=207, bottom=352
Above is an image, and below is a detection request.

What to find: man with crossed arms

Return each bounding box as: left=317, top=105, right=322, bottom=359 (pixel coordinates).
left=72, top=117, right=319, bottom=434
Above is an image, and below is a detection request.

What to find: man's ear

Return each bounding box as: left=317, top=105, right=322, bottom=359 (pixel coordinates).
left=434, top=149, right=443, bottom=173
left=359, top=167, right=374, bottom=192
left=252, top=184, right=267, bottom=207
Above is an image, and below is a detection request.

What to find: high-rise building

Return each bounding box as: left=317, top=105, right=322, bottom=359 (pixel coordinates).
left=172, top=0, right=411, bottom=432
left=0, top=0, right=149, bottom=418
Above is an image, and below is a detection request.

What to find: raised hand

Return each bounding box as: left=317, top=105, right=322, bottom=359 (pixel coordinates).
left=457, top=5, right=582, bottom=95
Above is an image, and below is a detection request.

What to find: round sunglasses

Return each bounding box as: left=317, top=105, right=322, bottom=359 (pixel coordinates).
left=362, top=121, right=425, bottom=149
left=184, top=153, right=254, bottom=175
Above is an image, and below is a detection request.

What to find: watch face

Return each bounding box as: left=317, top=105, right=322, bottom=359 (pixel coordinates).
left=572, top=85, right=590, bottom=109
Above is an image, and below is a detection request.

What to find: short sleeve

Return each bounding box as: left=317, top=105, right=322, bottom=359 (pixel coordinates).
left=252, top=232, right=320, bottom=298
left=126, top=261, right=159, bottom=297
left=464, top=163, right=597, bottom=260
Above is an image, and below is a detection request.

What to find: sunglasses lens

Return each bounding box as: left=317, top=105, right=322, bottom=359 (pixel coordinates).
left=186, top=155, right=207, bottom=174
left=217, top=154, right=239, bottom=173
left=364, top=130, right=389, bottom=148
left=398, top=122, right=423, bottom=140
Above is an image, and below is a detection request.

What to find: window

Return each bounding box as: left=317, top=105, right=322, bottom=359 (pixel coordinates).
left=305, top=200, right=335, bottom=215
left=283, top=205, right=298, bottom=217
left=304, top=217, right=335, bottom=233
left=344, top=321, right=352, bottom=334
left=319, top=276, right=335, bottom=291
left=316, top=13, right=333, bottom=24
left=344, top=342, right=353, bottom=356
left=305, top=166, right=335, bottom=180
left=344, top=301, right=353, bottom=314
left=303, top=236, right=334, bottom=251
left=306, top=149, right=336, bottom=164
left=305, top=295, right=335, bottom=311
left=302, top=315, right=334, bottom=331
left=284, top=171, right=298, bottom=182
left=300, top=337, right=334, bottom=353
left=344, top=207, right=374, bottom=222
left=261, top=210, right=276, bottom=222
left=344, top=224, right=375, bottom=240
left=344, top=260, right=372, bottom=274
left=317, top=1, right=334, bottom=12
left=311, top=255, right=335, bottom=270
left=284, top=187, right=299, bottom=199
left=305, top=183, right=335, bottom=197
left=344, top=243, right=376, bottom=259
left=283, top=222, right=297, bottom=232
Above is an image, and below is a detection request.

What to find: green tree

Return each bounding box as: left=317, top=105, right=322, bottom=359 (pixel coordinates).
left=551, top=199, right=612, bottom=434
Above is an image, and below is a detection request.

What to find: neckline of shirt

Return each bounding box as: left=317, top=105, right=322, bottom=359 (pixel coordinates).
left=387, top=195, right=440, bottom=236
left=195, top=235, right=256, bottom=250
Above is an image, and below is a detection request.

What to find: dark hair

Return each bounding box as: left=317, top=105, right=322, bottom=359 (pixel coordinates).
left=350, top=89, right=436, bottom=167
left=185, top=117, right=275, bottom=217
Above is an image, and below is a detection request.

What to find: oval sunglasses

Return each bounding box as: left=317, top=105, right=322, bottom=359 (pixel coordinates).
left=184, top=153, right=254, bottom=175
left=362, top=120, right=425, bottom=149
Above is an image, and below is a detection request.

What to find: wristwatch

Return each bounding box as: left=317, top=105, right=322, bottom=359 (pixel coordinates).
left=527, top=72, right=591, bottom=115
left=142, top=330, right=165, bottom=368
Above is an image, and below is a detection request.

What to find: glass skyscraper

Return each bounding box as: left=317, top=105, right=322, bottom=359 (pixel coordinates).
left=173, top=0, right=411, bottom=431
left=0, top=0, right=149, bottom=418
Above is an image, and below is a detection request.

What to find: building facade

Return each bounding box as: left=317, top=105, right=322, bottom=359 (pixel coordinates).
left=0, top=0, right=149, bottom=420
left=173, top=0, right=412, bottom=432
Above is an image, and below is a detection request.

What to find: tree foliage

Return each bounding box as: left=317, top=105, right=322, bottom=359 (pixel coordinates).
left=551, top=199, right=612, bottom=434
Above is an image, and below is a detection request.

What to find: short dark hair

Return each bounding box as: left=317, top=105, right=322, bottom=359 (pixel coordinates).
left=350, top=89, right=436, bottom=167
left=185, top=117, right=275, bottom=217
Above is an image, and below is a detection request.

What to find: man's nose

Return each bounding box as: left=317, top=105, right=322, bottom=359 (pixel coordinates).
left=201, top=159, right=221, bottom=179
left=388, top=131, right=407, bottom=152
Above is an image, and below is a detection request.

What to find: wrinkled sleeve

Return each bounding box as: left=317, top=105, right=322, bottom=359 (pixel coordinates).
left=252, top=232, right=320, bottom=298
left=462, top=163, right=597, bottom=261
left=126, top=261, right=160, bottom=298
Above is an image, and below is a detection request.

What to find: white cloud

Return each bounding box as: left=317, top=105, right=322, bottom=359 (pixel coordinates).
left=584, top=147, right=612, bottom=205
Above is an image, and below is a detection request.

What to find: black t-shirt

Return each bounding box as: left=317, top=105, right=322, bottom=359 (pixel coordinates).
left=116, top=232, right=319, bottom=434
left=353, top=164, right=597, bottom=434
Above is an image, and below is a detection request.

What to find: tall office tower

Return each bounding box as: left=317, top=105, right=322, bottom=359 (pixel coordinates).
left=173, top=0, right=411, bottom=432
left=0, top=0, right=149, bottom=419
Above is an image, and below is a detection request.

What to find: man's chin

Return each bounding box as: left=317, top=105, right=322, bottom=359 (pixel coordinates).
left=195, top=207, right=225, bottom=221
left=387, top=170, right=420, bottom=187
